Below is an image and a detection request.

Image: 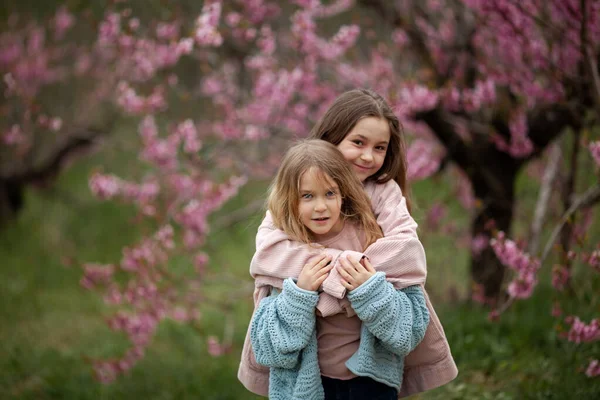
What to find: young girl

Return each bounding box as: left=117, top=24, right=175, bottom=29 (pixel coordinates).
left=249, top=139, right=430, bottom=399
left=238, top=89, right=457, bottom=397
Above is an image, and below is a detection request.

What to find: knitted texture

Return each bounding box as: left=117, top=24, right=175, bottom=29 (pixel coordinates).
left=250, top=273, right=429, bottom=399
left=251, top=179, right=427, bottom=318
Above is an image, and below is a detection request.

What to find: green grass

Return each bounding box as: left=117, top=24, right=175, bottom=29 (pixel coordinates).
left=1, top=144, right=600, bottom=399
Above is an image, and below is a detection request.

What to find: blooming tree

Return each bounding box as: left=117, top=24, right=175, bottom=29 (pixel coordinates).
left=3, top=0, right=600, bottom=381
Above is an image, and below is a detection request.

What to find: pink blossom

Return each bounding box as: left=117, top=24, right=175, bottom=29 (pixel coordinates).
left=128, top=18, right=140, bottom=31
left=155, top=22, right=179, bottom=40
left=80, top=263, right=115, bottom=290
left=3, top=124, right=25, bottom=145
left=154, top=225, right=175, bottom=249
left=194, top=252, right=209, bottom=275
left=565, top=317, right=600, bottom=344
left=551, top=265, right=570, bottom=291
left=471, top=234, right=490, bottom=257
left=138, top=116, right=158, bottom=143
left=400, top=85, right=439, bottom=113
left=491, top=232, right=540, bottom=299
left=493, top=110, right=534, bottom=158
left=49, top=117, right=62, bottom=131
left=551, top=301, right=562, bottom=317
left=194, top=2, right=223, bottom=47
left=225, top=12, right=242, bottom=27
left=54, top=6, right=74, bottom=39
left=406, top=139, right=442, bottom=181
left=585, top=249, right=600, bottom=272
left=104, top=285, right=123, bottom=305
left=89, top=173, right=121, bottom=200
left=426, top=202, right=446, bottom=230
left=392, top=29, right=409, bottom=47
left=93, top=361, right=118, bottom=384
left=176, top=38, right=194, bottom=55
left=98, top=13, right=121, bottom=46
left=176, top=119, right=201, bottom=153
left=590, top=141, right=600, bottom=167
left=207, top=336, right=225, bottom=356
left=586, top=360, right=600, bottom=378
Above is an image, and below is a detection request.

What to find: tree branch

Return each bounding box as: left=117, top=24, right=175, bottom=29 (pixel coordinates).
left=540, top=183, right=600, bottom=265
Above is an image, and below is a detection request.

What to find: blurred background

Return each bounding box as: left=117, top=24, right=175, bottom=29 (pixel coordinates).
left=1, top=0, right=600, bottom=398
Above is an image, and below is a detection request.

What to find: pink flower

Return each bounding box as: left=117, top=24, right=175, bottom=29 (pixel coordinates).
left=566, top=317, right=600, bottom=344
left=225, top=12, right=242, bottom=27
left=586, top=360, right=600, bottom=378
left=54, top=6, right=74, bottom=39
left=551, top=265, right=570, bottom=291
left=194, top=2, right=223, bottom=47
left=406, top=139, right=442, bottom=181
left=89, top=173, right=121, bottom=199
left=400, top=85, right=439, bottom=113
left=80, top=263, right=115, bottom=289
left=551, top=302, right=562, bottom=317
left=3, top=124, right=25, bottom=145
left=491, top=232, right=540, bottom=299
left=471, top=234, right=490, bottom=257
left=589, top=141, right=600, bottom=167
left=176, top=119, right=201, bottom=153
left=207, top=336, right=225, bottom=356
left=392, top=29, right=409, bottom=47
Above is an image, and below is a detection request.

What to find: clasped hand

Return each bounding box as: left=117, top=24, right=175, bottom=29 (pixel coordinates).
left=338, top=255, right=375, bottom=292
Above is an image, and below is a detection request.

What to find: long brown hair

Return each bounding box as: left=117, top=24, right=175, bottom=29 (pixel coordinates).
left=268, top=140, right=383, bottom=250
left=308, top=88, right=412, bottom=211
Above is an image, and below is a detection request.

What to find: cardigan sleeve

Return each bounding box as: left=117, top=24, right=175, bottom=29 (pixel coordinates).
left=361, top=180, right=427, bottom=286
left=347, top=272, right=430, bottom=357
left=249, top=278, right=319, bottom=369
left=250, top=211, right=364, bottom=299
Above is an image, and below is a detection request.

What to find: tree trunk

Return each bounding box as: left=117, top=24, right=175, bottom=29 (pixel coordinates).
left=469, top=175, right=516, bottom=301
left=0, top=179, right=24, bottom=228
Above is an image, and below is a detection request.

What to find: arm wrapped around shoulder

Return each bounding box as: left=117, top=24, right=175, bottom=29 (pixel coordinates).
left=347, top=272, right=430, bottom=357
left=249, top=278, right=319, bottom=369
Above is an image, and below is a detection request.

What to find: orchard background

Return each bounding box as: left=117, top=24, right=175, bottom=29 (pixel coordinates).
left=1, top=0, right=600, bottom=398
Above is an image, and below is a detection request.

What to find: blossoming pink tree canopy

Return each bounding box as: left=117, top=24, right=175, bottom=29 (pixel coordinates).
left=2, top=0, right=599, bottom=382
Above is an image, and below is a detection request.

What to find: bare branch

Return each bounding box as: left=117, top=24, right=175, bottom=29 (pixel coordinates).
left=540, top=183, right=600, bottom=265
left=528, top=143, right=562, bottom=254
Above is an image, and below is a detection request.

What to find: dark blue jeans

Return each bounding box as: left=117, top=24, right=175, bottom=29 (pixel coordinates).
left=321, top=376, right=398, bottom=400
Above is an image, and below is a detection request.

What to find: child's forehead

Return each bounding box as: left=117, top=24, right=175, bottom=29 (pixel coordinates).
left=299, top=167, right=337, bottom=189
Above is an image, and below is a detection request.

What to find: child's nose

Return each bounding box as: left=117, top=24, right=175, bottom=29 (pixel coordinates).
left=314, top=199, right=327, bottom=211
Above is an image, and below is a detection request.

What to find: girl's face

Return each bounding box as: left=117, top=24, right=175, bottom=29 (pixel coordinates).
left=336, top=117, right=390, bottom=182
left=298, top=168, right=344, bottom=241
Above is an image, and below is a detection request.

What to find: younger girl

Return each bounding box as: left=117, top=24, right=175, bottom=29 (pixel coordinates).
left=238, top=89, right=457, bottom=397
left=249, top=140, right=430, bottom=399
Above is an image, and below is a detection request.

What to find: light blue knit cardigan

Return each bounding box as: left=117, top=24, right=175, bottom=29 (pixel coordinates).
left=250, top=272, right=430, bottom=400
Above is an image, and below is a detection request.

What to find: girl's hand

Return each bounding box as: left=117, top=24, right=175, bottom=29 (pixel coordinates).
left=338, top=256, right=376, bottom=292
left=297, top=254, right=333, bottom=292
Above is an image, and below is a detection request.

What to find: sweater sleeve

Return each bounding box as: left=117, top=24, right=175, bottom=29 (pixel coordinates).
left=250, top=211, right=362, bottom=299
left=249, top=278, right=319, bottom=369
left=362, top=181, right=427, bottom=286
left=347, top=272, right=430, bottom=357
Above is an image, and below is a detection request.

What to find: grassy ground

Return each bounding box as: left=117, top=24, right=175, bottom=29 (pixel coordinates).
left=1, top=144, right=600, bottom=399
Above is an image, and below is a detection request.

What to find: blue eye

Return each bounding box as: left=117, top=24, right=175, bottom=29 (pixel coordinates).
left=301, top=193, right=312, bottom=199
left=326, top=191, right=336, bottom=197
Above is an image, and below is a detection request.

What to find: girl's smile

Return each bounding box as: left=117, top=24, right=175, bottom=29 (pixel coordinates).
left=336, top=117, right=391, bottom=182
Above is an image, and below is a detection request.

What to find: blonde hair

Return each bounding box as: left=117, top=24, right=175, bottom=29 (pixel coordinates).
left=268, top=140, right=382, bottom=250
left=309, top=88, right=412, bottom=212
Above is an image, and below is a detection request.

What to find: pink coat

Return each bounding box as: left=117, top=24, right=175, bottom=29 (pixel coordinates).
left=238, top=180, right=458, bottom=397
